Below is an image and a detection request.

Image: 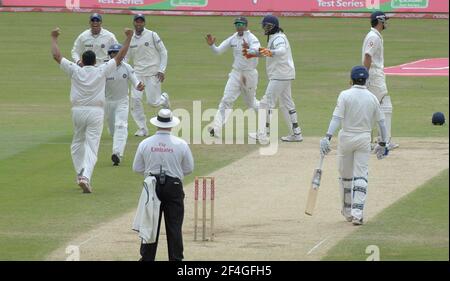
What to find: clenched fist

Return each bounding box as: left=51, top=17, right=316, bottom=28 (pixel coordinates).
left=124, top=28, right=134, bottom=38
left=205, top=34, right=216, bottom=46
left=51, top=27, right=61, bottom=38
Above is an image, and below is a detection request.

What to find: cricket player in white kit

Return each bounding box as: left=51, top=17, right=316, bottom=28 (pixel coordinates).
left=71, top=13, right=118, bottom=66
left=105, top=44, right=145, bottom=166
left=320, top=66, right=389, bottom=225
left=362, top=11, right=398, bottom=150
left=51, top=27, right=134, bottom=193
left=247, top=15, right=303, bottom=142
left=127, top=14, right=170, bottom=137
left=205, top=17, right=261, bottom=137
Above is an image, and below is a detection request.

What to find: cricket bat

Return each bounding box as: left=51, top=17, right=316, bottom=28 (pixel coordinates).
left=305, top=154, right=325, bottom=216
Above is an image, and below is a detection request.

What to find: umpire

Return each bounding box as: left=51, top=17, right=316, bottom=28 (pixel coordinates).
left=132, top=109, right=194, bottom=261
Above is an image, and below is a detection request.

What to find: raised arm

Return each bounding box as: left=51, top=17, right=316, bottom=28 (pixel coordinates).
left=51, top=28, right=62, bottom=64
left=114, top=28, right=134, bottom=66
left=206, top=34, right=231, bottom=55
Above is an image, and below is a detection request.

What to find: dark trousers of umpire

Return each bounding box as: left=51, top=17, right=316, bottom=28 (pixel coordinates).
left=140, top=176, right=185, bottom=261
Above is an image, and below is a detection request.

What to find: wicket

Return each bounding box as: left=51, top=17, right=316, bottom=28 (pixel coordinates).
left=194, top=176, right=215, bottom=241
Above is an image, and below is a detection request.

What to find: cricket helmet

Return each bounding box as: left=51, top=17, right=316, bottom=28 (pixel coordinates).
left=432, top=112, right=445, bottom=125
left=371, top=11, right=388, bottom=27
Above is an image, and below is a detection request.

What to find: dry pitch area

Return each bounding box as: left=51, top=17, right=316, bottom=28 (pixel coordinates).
left=47, top=137, right=449, bottom=261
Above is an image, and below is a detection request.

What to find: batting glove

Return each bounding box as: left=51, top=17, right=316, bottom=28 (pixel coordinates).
left=320, top=137, right=331, bottom=155
left=374, top=142, right=389, bottom=160
left=259, top=47, right=273, bottom=57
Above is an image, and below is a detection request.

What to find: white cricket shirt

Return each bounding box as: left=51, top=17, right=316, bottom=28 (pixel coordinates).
left=332, top=85, right=384, bottom=133
left=71, top=28, right=118, bottom=66
left=266, top=32, right=295, bottom=80
left=127, top=28, right=168, bottom=76
left=60, top=58, right=117, bottom=107
left=133, top=131, right=194, bottom=180
left=362, top=28, right=384, bottom=72
left=105, top=62, right=140, bottom=101
left=210, top=30, right=260, bottom=71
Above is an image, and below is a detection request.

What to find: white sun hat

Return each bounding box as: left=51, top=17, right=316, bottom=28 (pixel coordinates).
left=150, top=108, right=180, bottom=128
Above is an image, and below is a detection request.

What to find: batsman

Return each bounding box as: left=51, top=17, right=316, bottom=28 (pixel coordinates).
left=320, top=66, right=388, bottom=225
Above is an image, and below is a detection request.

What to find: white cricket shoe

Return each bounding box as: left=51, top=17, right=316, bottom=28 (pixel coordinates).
left=161, top=92, right=171, bottom=109
left=387, top=141, right=399, bottom=150
left=248, top=132, right=269, bottom=144
left=281, top=134, right=303, bottom=142
left=78, top=177, right=92, bottom=194
left=352, top=217, right=364, bottom=226
left=134, top=128, right=148, bottom=137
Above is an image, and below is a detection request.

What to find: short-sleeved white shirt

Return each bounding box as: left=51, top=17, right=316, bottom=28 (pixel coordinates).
left=362, top=28, right=384, bottom=71
left=333, top=85, right=384, bottom=133
left=132, top=131, right=194, bottom=180
left=60, top=58, right=117, bottom=107
left=210, top=30, right=260, bottom=71
left=105, top=62, right=140, bottom=101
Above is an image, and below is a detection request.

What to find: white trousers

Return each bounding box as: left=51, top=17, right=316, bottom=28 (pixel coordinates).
left=71, top=106, right=104, bottom=181
left=367, top=72, right=388, bottom=102
left=258, top=79, right=300, bottom=135
left=337, top=130, right=371, bottom=220
left=130, top=75, right=163, bottom=130
left=368, top=72, right=393, bottom=141
left=105, top=97, right=129, bottom=157
left=211, top=69, right=259, bottom=130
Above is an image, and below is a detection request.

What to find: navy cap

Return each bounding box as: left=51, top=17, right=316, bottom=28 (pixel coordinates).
left=371, top=11, right=388, bottom=23
left=108, top=44, right=122, bottom=54
left=351, top=66, right=369, bottom=80
left=134, top=14, right=145, bottom=22
left=90, top=13, right=102, bottom=21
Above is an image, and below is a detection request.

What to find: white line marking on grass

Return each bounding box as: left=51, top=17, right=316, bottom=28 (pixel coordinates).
left=307, top=237, right=328, bottom=255
left=79, top=234, right=99, bottom=247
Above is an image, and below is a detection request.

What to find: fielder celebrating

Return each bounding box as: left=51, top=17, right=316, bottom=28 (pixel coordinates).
left=205, top=17, right=261, bottom=137
left=247, top=15, right=303, bottom=142
left=362, top=11, right=398, bottom=150
left=71, top=13, right=118, bottom=66
left=320, top=66, right=388, bottom=225
left=127, top=14, right=170, bottom=137
left=105, top=44, right=145, bottom=166
left=51, top=27, right=133, bottom=193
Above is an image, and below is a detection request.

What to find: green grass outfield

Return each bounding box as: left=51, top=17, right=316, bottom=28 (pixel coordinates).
left=0, top=13, right=448, bottom=260
left=323, top=169, right=449, bottom=261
